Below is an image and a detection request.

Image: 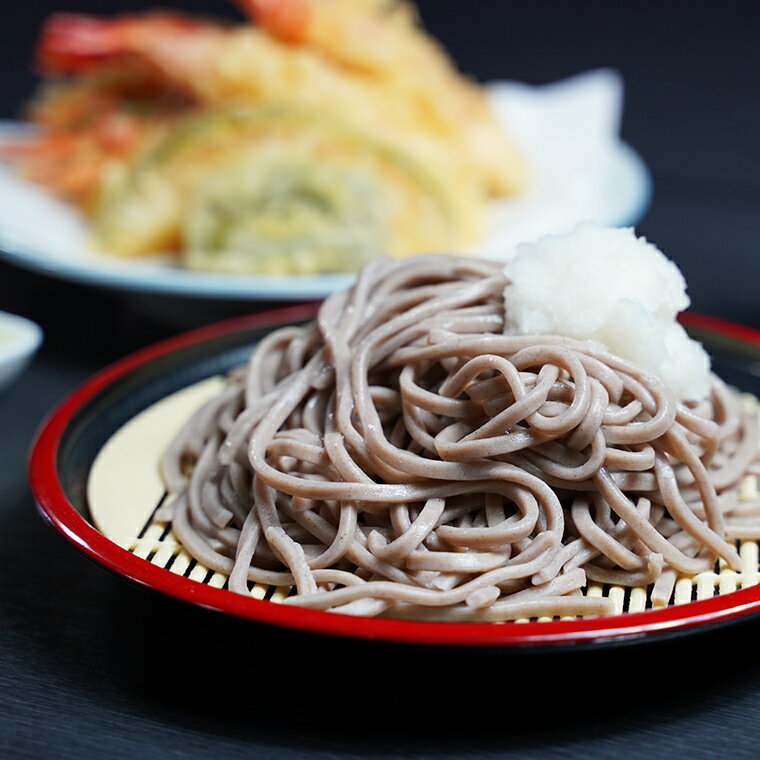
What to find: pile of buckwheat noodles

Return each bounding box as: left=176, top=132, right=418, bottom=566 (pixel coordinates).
left=158, top=254, right=760, bottom=621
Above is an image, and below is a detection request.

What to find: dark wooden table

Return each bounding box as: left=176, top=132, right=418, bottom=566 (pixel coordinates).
left=2, top=2, right=760, bottom=758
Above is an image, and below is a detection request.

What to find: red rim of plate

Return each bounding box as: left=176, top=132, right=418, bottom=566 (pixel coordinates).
left=28, top=307, right=760, bottom=648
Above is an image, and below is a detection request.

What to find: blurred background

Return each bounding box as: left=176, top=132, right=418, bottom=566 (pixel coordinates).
left=0, top=0, right=758, bottom=333
left=2, top=6, right=760, bottom=758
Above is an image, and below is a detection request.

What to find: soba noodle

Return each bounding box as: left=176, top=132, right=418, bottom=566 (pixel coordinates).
left=159, top=254, right=760, bottom=621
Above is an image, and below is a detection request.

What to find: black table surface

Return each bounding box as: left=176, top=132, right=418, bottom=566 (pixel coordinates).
left=3, top=2, right=760, bottom=758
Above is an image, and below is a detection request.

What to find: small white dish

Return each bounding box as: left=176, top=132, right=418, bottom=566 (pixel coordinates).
left=0, top=311, right=43, bottom=391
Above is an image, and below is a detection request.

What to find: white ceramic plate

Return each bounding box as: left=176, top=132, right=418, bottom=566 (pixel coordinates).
left=0, top=70, right=651, bottom=302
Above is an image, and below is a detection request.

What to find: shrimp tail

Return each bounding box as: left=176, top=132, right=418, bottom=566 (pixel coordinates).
left=36, top=12, right=211, bottom=74
left=36, top=13, right=118, bottom=74
left=234, top=0, right=312, bottom=43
